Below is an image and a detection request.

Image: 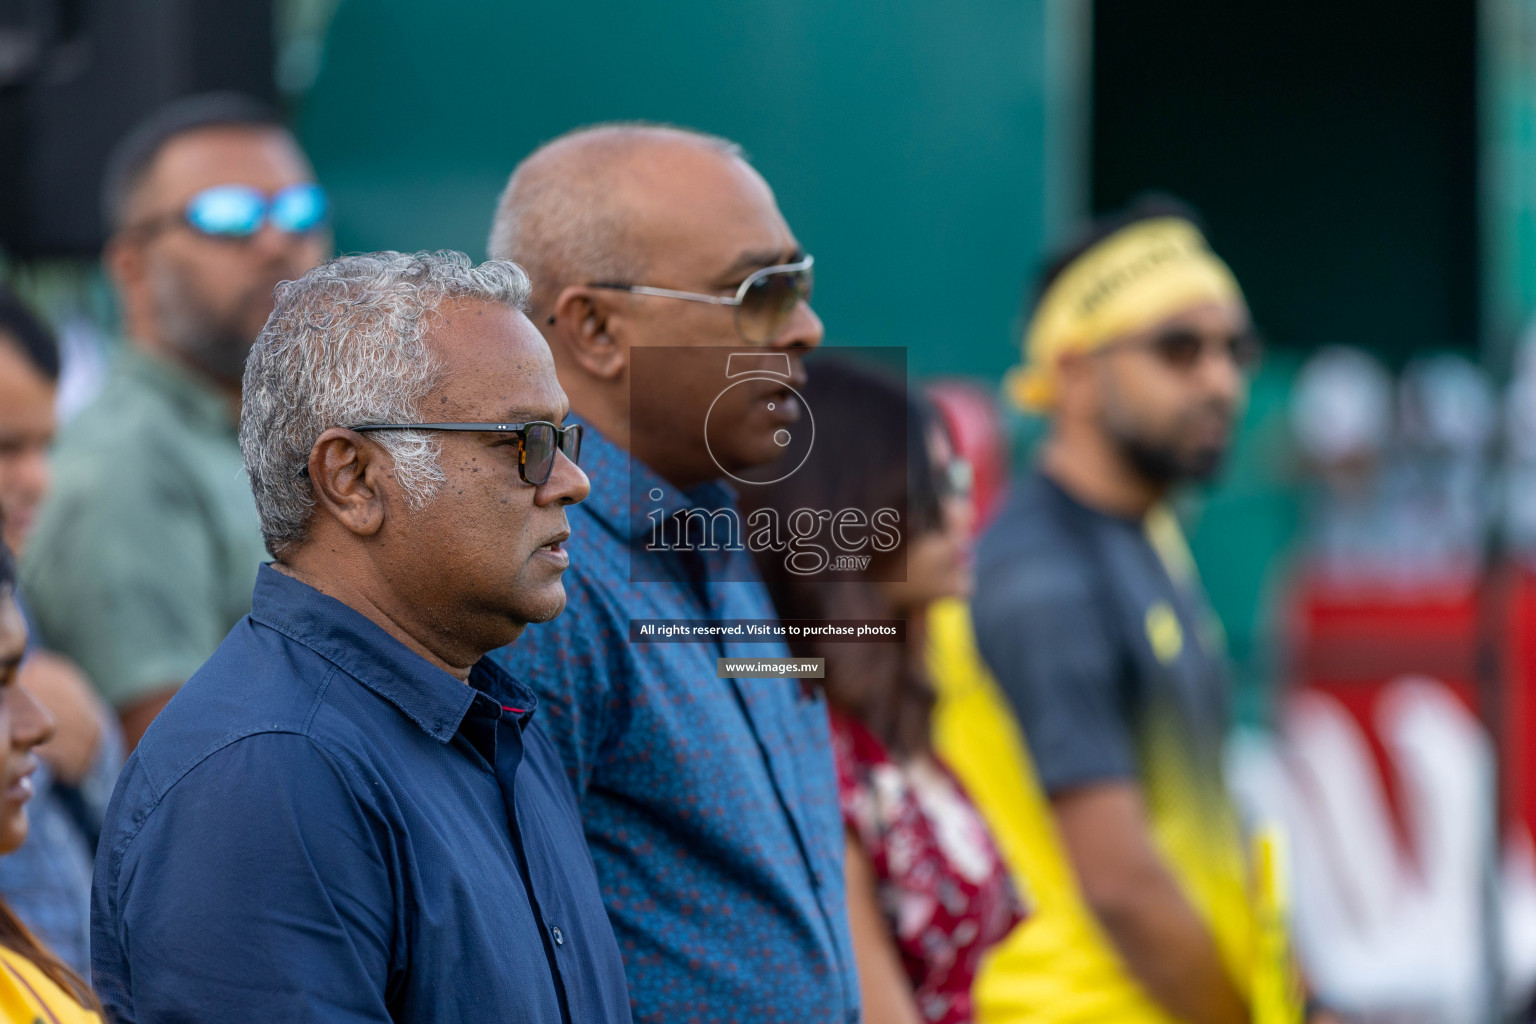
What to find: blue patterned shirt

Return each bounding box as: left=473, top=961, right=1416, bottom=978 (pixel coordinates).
left=491, top=424, right=859, bottom=1024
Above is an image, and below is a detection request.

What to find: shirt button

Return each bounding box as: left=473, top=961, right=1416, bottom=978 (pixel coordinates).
left=550, top=924, right=565, bottom=946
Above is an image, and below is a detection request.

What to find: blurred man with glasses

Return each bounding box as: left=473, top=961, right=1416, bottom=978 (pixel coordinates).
left=929, top=197, right=1288, bottom=1024
left=486, top=124, right=858, bottom=1023
left=22, top=93, right=330, bottom=750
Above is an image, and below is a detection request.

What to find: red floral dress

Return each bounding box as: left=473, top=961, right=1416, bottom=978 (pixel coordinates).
left=831, top=708, right=1027, bottom=1024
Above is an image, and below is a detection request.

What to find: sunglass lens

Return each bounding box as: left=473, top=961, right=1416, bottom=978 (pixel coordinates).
left=1230, top=332, right=1263, bottom=370
left=737, top=267, right=811, bottom=344
left=522, top=423, right=557, bottom=484
left=1151, top=330, right=1204, bottom=368
left=270, top=184, right=330, bottom=234
left=185, top=185, right=265, bottom=237
left=560, top=424, right=583, bottom=467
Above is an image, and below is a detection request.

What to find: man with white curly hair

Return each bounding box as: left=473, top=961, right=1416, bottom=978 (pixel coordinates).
left=90, top=251, right=632, bottom=1024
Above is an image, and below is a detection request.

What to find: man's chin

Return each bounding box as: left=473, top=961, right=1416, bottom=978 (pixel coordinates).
left=516, top=586, right=568, bottom=625
left=721, top=435, right=794, bottom=474
left=1118, top=434, right=1229, bottom=486
left=171, top=331, right=256, bottom=385
left=1182, top=444, right=1230, bottom=482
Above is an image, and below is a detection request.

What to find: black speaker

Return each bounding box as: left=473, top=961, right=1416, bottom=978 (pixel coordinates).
left=0, top=0, right=276, bottom=258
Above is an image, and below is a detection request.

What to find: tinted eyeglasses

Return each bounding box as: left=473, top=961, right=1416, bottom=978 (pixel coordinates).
left=349, top=421, right=583, bottom=486
left=588, top=256, right=813, bottom=345
left=1123, top=328, right=1263, bottom=373
left=132, top=183, right=330, bottom=241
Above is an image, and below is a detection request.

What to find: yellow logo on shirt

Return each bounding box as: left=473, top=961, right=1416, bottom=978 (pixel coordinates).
left=1145, top=601, right=1184, bottom=664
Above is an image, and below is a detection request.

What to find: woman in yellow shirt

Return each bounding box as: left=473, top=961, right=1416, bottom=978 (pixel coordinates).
left=0, top=539, right=102, bottom=1023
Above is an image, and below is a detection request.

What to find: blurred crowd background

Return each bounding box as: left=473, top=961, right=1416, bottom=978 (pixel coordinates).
left=6, top=0, right=1536, bottom=1020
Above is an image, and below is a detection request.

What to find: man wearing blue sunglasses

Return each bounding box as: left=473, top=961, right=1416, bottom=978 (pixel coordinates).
left=21, top=94, right=330, bottom=753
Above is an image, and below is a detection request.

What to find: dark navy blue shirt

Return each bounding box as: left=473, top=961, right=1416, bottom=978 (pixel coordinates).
left=91, top=565, right=633, bottom=1024
left=491, top=425, right=858, bottom=1024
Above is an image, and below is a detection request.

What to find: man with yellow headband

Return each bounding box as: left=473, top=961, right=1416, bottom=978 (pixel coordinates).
left=932, top=198, right=1269, bottom=1024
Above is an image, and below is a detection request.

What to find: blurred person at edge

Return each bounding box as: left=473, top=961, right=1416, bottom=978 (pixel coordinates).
left=91, top=251, right=631, bottom=1023
left=0, top=531, right=105, bottom=1022
left=0, top=289, right=121, bottom=977
left=930, top=197, right=1308, bottom=1024
left=737, top=358, right=1027, bottom=1024
left=20, top=93, right=330, bottom=751
left=486, top=124, right=859, bottom=1023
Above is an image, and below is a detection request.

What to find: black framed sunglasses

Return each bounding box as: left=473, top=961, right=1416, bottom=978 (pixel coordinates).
left=1123, top=328, right=1264, bottom=373
left=349, top=421, right=583, bottom=486
left=588, top=255, right=814, bottom=345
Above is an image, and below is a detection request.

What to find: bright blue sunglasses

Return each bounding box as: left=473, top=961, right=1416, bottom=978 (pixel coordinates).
left=181, top=183, right=329, bottom=238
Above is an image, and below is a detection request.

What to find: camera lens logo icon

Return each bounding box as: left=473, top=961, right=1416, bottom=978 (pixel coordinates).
left=704, top=352, right=815, bottom=486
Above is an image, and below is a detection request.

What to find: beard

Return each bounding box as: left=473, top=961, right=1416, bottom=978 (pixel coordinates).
left=1114, top=431, right=1227, bottom=484
left=149, top=263, right=273, bottom=385
left=1104, top=401, right=1232, bottom=485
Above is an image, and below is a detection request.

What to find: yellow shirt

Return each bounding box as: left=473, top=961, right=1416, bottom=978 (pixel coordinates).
left=0, top=947, right=100, bottom=1024
left=928, top=597, right=1255, bottom=1024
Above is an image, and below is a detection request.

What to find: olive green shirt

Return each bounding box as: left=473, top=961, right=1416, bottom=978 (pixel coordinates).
left=21, top=347, right=267, bottom=710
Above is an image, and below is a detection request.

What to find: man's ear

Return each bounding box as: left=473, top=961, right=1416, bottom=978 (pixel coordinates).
left=549, top=287, right=627, bottom=382
left=307, top=428, right=388, bottom=538
left=1053, top=349, right=1101, bottom=418
left=102, top=235, right=137, bottom=288
left=102, top=235, right=148, bottom=318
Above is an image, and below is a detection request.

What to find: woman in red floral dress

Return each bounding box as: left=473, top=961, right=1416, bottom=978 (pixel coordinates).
left=741, top=358, right=1026, bottom=1024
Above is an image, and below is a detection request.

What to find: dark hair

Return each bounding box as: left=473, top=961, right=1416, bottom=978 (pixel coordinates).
left=100, top=92, right=283, bottom=231
left=0, top=537, right=11, bottom=598
left=1032, top=192, right=1208, bottom=306
left=739, top=357, right=951, bottom=759
left=0, top=287, right=59, bottom=381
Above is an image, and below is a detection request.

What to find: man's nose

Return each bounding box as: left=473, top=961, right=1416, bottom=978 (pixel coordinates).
left=1198, top=342, right=1244, bottom=405
left=538, top=451, right=590, bottom=507
left=771, top=299, right=823, bottom=352
left=249, top=220, right=305, bottom=263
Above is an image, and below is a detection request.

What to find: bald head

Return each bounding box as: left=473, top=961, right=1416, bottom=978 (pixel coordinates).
left=488, top=124, right=747, bottom=313
left=488, top=122, right=820, bottom=485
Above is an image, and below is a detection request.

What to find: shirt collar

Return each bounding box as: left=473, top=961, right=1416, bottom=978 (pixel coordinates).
left=1032, top=465, right=1145, bottom=529
left=249, top=564, right=538, bottom=742
left=577, top=417, right=742, bottom=542
left=118, top=346, right=237, bottom=438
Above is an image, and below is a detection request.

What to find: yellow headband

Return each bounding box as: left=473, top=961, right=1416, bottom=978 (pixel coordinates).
left=1006, top=217, right=1243, bottom=412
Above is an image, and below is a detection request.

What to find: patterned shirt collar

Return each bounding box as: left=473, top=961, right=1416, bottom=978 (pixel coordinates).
left=576, top=416, right=742, bottom=543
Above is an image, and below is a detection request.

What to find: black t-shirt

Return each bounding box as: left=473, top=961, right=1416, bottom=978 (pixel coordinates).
left=970, top=469, right=1231, bottom=798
